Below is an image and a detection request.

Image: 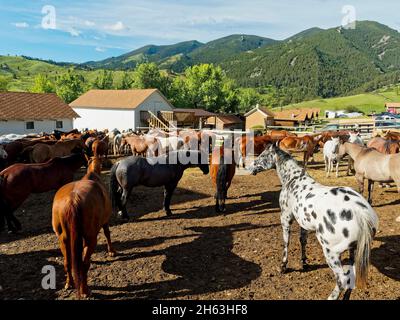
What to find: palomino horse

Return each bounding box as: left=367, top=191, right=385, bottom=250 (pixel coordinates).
left=0, top=152, right=87, bottom=233
left=52, top=157, right=116, bottom=298
left=22, top=139, right=86, bottom=163
left=338, top=142, right=400, bottom=204
left=210, top=144, right=236, bottom=212
left=279, top=135, right=320, bottom=168
left=249, top=144, right=378, bottom=300
left=109, top=150, right=209, bottom=219
left=236, top=134, right=273, bottom=168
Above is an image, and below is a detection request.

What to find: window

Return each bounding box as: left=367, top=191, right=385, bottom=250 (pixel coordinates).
left=26, top=121, right=34, bottom=130
left=56, top=121, right=63, bottom=129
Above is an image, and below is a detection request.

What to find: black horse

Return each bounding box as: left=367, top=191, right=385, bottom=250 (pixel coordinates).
left=109, top=150, right=209, bottom=219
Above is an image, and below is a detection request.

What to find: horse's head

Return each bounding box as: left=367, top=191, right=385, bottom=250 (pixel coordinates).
left=248, top=144, right=277, bottom=175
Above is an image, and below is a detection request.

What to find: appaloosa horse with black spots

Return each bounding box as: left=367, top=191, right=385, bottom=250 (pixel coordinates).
left=249, top=144, right=379, bottom=300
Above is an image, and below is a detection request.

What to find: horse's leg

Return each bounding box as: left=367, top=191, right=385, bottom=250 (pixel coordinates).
left=81, top=237, right=97, bottom=298
left=324, top=249, right=346, bottom=300
left=300, top=227, right=309, bottom=270
left=367, top=180, right=374, bottom=204
left=343, top=248, right=355, bottom=300
left=59, top=236, right=73, bottom=289
left=280, top=211, right=294, bottom=274
left=103, top=224, right=116, bottom=257
left=355, top=173, right=364, bottom=195
left=164, top=183, right=177, bottom=216
left=324, top=156, right=328, bottom=176
left=119, top=188, right=131, bottom=220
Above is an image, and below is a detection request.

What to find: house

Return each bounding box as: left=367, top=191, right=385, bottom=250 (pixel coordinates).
left=0, top=92, right=78, bottom=135
left=206, top=114, right=244, bottom=130
left=70, top=89, right=174, bottom=131
left=244, top=104, right=275, bottom=130
left=273, top=108, right=320, bottom=127
left=385, top=102, right=400, bottom=114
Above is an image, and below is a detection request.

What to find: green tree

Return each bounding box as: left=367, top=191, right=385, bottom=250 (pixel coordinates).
left=55, top=70, right=85, bottom=103
left=132, top=63, right=170, bottom=95
left=237, top=88, right=261, bottom=112
left=171, top=64, right=239, bottom=112
left=117, top=72, right=133, bottom=89
left=0, top=76, right=8, bottom=91
left=92, top=70, right=114, bottom=89
left=30, top=74, right=55, bottom=93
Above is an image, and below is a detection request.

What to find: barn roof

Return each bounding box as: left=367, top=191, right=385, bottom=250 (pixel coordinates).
left=244, top=105, right=275, bottom=118
left=70, top=89, right=173, bottom=109
left=273, top=109, right=309, bottom=122
left=385, top=102, right=400, bottom=108
left=215, top=114, right=243, bottom=124
left=173, top=108, right=216, bottom=117
left=0, top=92, right=79, bottom=121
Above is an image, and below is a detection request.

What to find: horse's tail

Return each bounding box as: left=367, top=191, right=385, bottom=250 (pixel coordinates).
left=64, top=193, right=83, bottom=297
left=109, top=162, right=121, bottom=212
left=354, top=206, right=378, bottom=289
left=216, top=150, right=227, bottom=211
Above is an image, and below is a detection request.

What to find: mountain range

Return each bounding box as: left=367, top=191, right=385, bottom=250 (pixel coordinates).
left=2, top=20, right=400, bottom=101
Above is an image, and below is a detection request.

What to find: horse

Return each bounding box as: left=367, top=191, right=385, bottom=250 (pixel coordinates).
left=236, top=134, right=273, bottom=168
left=120, top=135, right=151, bottom=157
left=52, top=157, right=116, bottom=298
left=92, top=136, right=109, bottom=159
left=319, top=131, right=350, bottom=147
left=367, top=137, right=399, bottom=155
left=267, top=130, right=297, bottom=142
left=109, top=150, right=209, bottom=219
left=343, top=133, right=365, bottom=176
left=382, top=130, right=400, bottom=141
left=323, top=137, right=340, bottom=177
left=279, top=135, right=320, bottom=168
left=338, top=142, right=400, bottom=204
left=249, top=144, right=378, bottom=300
left=209, top=144, right=236, bottom=212
left=22, top=139, right=86, bottom=163
left=0, top=152, right=87, bottom=233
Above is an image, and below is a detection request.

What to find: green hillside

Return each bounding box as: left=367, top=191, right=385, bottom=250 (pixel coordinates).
left=281, top=88, right=400, bottom=115
left=222, top=21, right=400, bottom=102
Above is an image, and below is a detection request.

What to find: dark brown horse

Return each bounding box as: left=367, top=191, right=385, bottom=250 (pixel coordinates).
left=0, top=152, right=87, bottom=233
left=210, top=145, right=236, bottom=212
left=92, top=136, right=109, bottom=159
left=52, top=157, right=116, bottom=298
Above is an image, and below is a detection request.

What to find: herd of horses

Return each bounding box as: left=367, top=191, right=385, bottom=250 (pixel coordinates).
left=1, top=126, right=400, bottom=299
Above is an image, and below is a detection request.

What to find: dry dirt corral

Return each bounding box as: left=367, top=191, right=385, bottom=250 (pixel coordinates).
left=1, top=153, right=400, bottom=300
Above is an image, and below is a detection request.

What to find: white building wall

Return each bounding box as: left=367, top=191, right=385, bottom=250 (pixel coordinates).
left=72, top=108, right=135, bottom=131
left=0, top=118, right=73, bottom=135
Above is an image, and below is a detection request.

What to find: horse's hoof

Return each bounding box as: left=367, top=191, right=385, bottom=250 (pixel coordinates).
left=108, top=250, right=117, bottom=257
left=302, top=262, right=310, bottom=271
left=280, top=265, right=287, bottom=274
left=165, top=211, right=172, bottom=216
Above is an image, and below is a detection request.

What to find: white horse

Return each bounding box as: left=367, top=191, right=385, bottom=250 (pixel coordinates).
left=249, top=144, right=379, bottom=300
left=323, top=137, right=340, bottom=177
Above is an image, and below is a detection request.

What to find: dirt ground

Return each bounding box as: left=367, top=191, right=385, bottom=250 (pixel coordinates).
left=1, top=152, right=400, bottom=300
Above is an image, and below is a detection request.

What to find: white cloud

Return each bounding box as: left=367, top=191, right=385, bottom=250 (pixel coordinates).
left=104, top=21, right=126, bottom=31
left=68, top=27, right=82, bottom=37
left=13, top=22, right=29, bottom=28
left=95, top=47, right=106, bottom=52
left=84, top=20, right=96, bottom=27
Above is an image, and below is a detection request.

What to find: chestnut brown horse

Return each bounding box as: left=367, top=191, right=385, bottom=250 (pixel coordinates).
left=236, top=134, right=273, bottom=168
left=367, top=137, right=400, bottom=154
left=120, top=135, right=159, bottom=157
left=267, top=130, right=297, bottom=142
left=210, top=145, right=236, bottom=212
left=92, top=136, right=109, bottom=158
left=0, top=152, right=87, bottom=233
left=22, top=139, right=86, bottom=163
left=279, top=135, right=321, bottom=168
left=52, top=157, right=116, bottom=298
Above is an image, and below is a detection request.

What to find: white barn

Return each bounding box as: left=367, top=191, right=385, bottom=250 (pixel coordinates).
left=70, top=89, right=174, bottom=131
left=0, top=92, right=78, bottom=135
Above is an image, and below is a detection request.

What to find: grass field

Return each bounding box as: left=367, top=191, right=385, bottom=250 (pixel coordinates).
left=280, top=89, right=400, bottom=115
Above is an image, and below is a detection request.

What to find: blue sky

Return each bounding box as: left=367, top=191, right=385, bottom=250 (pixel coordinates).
left=1, top=0, right=400, bottom=63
